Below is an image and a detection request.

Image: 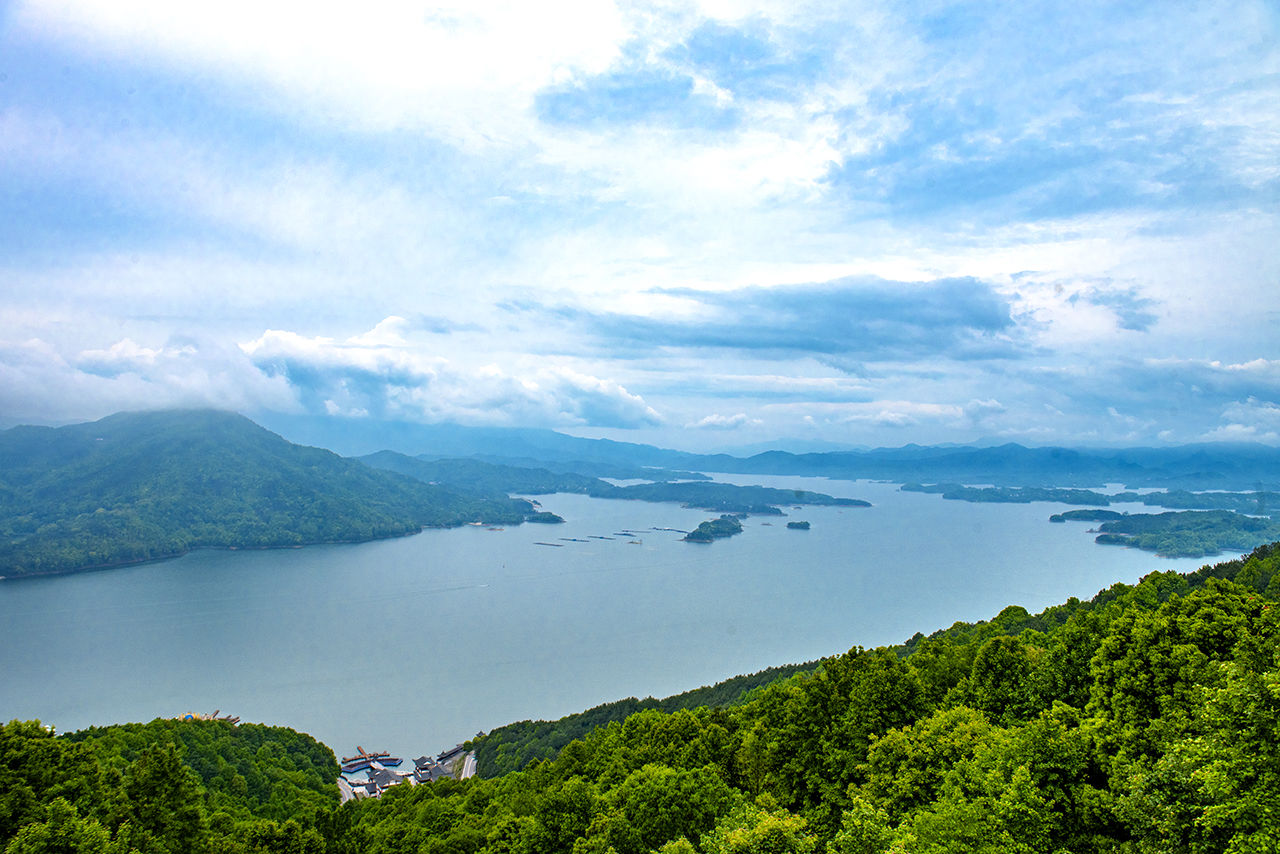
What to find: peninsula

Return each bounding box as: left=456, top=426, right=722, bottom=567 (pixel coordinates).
left=0, top=411, right=548, bottom=578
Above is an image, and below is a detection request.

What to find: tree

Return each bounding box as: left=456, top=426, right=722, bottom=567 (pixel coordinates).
left=119, top=745, right=208, bottom=854
left=3, top=799, right=117, bottom=854
left=591, top=764, right=736, bottom=854
left=829, top=796, right=894, bottom=854
left=702, top=801, right=817, bottom=854
left=967, top=636, right=1038, bottom=725
left=859, top=706, right=999, bottom=823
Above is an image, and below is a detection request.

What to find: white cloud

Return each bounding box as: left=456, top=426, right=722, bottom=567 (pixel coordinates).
left=240, top=321, right=662, bottom=428
left=963, top=398, right=1006, bottom=422
left=687, top=412, right=762, bottom=430
left=13, top=0, right=629, bottom=145
left=1207, top=398, right=1280, bottom=444
left=0, top=335, right=298, bottom=423
left=1201, top=423, right=1280, bottom=444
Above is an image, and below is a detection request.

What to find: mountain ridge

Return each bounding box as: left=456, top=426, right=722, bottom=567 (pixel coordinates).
left=256, top=412, right=1280, bottom=489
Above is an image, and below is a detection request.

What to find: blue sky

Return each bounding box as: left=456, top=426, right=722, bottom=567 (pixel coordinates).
left=1, top=0, right=1278, bottom=450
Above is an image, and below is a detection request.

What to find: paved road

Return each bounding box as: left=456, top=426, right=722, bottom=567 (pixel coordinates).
left=460, top=751, right=477, bottom=780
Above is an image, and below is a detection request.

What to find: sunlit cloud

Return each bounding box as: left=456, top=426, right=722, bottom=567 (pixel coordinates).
left=687, top=412, right=763, bottom=430
left=240, top=323, right=663, bottom=429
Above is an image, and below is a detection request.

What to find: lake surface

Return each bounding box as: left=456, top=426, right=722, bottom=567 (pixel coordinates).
left=0, top=476, right=1212, bottom=760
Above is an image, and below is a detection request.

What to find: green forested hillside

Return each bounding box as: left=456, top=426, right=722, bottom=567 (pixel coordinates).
left=0, top=410, right=535, bottom=578
left=472, top=662, right=819, bottom=779
left=5, top=543, right=1280, bottom=853
left=0, top=718, right=337, bottom=854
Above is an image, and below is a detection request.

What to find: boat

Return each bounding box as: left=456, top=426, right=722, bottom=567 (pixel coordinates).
left=341, top=747, right=401, bottom=774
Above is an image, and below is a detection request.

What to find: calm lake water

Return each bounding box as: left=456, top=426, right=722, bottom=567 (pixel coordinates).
left=0, top=475, right=1212, bottom=759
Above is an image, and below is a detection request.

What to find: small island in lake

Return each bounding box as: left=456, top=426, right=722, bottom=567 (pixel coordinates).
left=683, top=515, right=744, bottom=543
left=786, top=520, right=810, bottom=530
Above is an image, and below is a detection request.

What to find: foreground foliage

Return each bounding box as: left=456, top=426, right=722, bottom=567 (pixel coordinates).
left=5, top=543, right=1280, bottom=853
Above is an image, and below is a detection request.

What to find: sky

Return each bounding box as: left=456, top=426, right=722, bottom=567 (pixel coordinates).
left=1, top=0, right=1278, bottom=451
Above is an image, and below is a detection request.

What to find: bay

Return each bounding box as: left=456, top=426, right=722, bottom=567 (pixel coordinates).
left=0, top=475, right=1212, bottom=759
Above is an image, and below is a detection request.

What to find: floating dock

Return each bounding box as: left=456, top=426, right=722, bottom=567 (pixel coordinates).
left=341, top=746, right=402, bottom=774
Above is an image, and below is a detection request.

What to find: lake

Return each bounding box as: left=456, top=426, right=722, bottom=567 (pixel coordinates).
left=0, top=475, right=1212, bottom=760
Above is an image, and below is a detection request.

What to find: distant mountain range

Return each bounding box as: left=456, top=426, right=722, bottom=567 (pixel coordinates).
left=255, top=412, right=707, bottom=467
left=261, top=413, right=1280, bottom=491
left=707, top=442, right=1280, bottom=490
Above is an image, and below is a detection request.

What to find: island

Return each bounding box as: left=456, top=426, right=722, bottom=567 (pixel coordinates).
left=604, top=482, right=869, bottom=514
left=902, top=483, right=1112, bottom=506
left=786, top=520, right=810, bottom=530
left=682, top=515, right=744, bottom=543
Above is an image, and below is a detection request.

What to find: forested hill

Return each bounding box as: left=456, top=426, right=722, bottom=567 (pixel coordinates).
left=5, top=543, right=1280, bottom=853
left=0, top=410, right=535, bottom=578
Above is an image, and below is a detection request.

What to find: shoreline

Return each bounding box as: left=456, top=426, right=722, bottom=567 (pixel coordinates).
left=0, top=518, right=527, bottom=582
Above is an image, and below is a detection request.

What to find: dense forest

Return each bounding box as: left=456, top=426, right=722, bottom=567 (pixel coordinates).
left=6, top=542, right=1280, bottom=853
left=0, top=411, right=539, bottom=578
left=471, top=663, right=819, bottom=779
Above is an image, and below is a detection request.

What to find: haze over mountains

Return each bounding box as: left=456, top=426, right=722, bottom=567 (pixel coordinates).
left=260, top=411, right=1280, bottom=491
